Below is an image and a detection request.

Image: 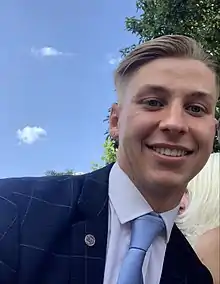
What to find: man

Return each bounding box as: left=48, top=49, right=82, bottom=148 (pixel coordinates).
left=0, top=35, right=218, bottom=284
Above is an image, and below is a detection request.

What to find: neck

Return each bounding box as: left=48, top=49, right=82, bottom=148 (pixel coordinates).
left=139, top=188, right=183, bottom=213
left=116, top=159, right=186, bottom=213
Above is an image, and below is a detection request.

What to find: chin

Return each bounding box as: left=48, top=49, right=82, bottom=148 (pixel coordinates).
left=147, top=173, right=185, bottom=191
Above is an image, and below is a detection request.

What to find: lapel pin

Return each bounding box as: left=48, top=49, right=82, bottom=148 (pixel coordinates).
left=85, top=234, right=96, bottom=247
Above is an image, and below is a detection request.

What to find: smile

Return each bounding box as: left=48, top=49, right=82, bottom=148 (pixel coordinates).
left=147, top=145, right=193, bottom=158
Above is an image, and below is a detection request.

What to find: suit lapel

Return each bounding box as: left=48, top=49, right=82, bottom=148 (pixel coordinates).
left=71, top=165, right=192, bottom=284
left=74, top=164, right=113, bottom=284
left=160, top=225, right=188, bottom=284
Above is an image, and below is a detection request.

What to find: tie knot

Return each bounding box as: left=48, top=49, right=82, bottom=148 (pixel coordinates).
left=130, top=213, right=165, bottom=252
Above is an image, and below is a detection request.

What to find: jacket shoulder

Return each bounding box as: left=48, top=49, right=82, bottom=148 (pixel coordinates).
left=0, top=174, right=88, bottom=236
left=171, top=225, right=213, bottom=283
left=0, top=174, right=86, bottom=206
left=0, top=174, right=88, bottom=283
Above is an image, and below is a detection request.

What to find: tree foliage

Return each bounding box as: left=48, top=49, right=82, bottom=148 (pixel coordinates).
left=45, top=169, right=77, bottom=176
left=104, top=0, right=220, bottom=163
left=101, top=137, right=118, bottom=164
left=91, top=138, right=118, bottom=170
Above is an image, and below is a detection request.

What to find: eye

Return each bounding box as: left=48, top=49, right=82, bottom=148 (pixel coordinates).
left=186, top=104, right=206, bottom=116
left=142, top=99, right=164, bottom=109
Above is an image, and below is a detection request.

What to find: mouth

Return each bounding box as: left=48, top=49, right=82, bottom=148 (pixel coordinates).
left=146, top=145, right=193, bottom=158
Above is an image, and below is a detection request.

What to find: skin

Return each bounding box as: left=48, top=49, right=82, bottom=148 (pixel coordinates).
left=195, top=227, right=220, bottom=284
left=178, top=190, right=189, bottom=215
left=110, top=57, right=218, bottom=212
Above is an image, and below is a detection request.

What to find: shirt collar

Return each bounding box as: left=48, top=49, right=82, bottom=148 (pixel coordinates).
left=109, top=162, right=179, bottom=243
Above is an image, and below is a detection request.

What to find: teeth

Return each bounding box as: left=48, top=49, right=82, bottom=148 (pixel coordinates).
left=152, top=147, right=187, bottom=157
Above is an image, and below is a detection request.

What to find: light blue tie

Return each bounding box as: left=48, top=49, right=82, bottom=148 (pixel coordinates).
left=117, top=213, right=165, bottom=284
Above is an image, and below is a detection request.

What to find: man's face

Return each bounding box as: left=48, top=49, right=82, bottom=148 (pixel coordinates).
left=110, top=58, right=217, bottom=200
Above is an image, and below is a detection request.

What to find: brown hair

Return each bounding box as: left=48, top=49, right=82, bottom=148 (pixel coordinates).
left=114, top=35, right=219, bottom=100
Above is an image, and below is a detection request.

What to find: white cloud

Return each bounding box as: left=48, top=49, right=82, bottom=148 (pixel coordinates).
left=16, top=126, right=47, bottom=145
left=107, top=54, right=121, bottom=65
left=31, top=46, right=73, bottom=57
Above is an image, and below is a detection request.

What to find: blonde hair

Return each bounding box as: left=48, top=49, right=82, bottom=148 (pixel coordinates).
left=114, top=35, right=219, bottom=101
left=176, top=153, right=220, bottom=247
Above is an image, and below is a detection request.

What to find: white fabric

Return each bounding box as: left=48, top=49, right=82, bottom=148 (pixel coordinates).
left=103, top=162, right=179, bottom=284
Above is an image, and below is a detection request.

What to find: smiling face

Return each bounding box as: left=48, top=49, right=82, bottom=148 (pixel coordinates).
left=110, top=57, right=217, bottom=210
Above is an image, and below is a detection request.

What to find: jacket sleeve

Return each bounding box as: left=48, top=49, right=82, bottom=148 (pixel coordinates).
left=0, top=178, right=20, bottom=284
left=0, top=174, right=84, bottom=284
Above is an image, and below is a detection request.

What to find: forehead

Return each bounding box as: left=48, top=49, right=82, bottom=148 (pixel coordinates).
left=125, top=58, right=217, bottom=101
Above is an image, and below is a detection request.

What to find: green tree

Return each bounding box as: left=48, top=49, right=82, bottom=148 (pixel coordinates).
left=91, top=138, right=118, bottom=170
left=45, top=169, right=78, bottom=176
left=101, top=137, right=118, bottom=164
left=104, top=0, right=220, bottom=161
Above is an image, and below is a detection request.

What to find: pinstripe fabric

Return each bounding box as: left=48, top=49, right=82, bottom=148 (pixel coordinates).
left=0, top=165, right=111, bottom=284
left=0, top=164, right=213, bottom=284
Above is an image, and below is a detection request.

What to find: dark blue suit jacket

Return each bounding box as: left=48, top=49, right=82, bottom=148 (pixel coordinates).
left=0, top=164, right=213, bottom=284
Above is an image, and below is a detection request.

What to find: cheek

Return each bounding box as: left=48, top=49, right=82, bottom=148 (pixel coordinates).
left=118, top=111, right=141, bottom=138
left=125, top=123, right=149, bottom=143
left=206, top=123, right=216, bottom=148
left=126, top=113, right=156, bottom=139
left=192, top=119, right=216, bottom=148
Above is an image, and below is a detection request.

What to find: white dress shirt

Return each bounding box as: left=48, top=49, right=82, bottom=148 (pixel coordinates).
left=103, top=162, right=179, bottom=284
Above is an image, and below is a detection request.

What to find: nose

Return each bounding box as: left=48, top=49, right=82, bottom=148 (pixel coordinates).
left=159, top=104, right=189, bottom=135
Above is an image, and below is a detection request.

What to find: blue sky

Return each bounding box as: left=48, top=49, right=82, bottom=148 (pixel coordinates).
left=0, top=0, right=138, bottom=177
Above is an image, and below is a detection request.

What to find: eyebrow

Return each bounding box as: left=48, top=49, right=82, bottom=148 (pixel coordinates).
left=135, top=84, right=170, bottom=98
left=185, top=91, right=215, bottom=103
left=135, top=84, right=215, bottom=102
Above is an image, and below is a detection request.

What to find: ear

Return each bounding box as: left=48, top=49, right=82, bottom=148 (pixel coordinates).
left=109, top=103, right=120, bottom=141
left=178, top=190, right=189, bottom=215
